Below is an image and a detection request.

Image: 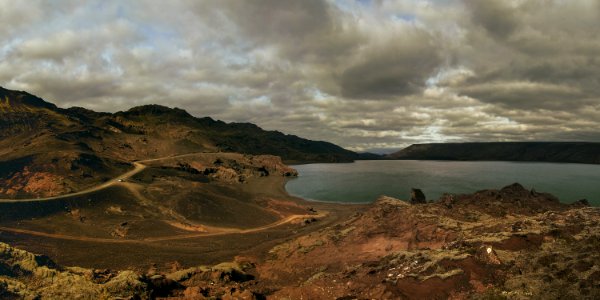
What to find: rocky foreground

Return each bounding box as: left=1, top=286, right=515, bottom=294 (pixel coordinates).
left=1, top=183, right=599, bottom=299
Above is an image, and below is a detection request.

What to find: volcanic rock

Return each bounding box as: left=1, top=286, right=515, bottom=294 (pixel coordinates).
left=570, top=199, right=590, bottom=207
left=410, top=188, right=427, bottom=204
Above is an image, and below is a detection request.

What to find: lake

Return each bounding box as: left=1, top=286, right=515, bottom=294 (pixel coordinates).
left=285, top=160, right=600, bottom=206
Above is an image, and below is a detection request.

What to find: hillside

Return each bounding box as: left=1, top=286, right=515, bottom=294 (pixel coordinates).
left=2, top=184, right=598, bottom=299
left=0, top=86, right=361, bottom=198
left=388, top=142, right=600, bottom=164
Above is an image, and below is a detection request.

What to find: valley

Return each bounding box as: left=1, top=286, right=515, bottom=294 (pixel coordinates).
left=0, top=151, right=357, bottom=270
left=1, top=86, right=599, bottom=299
left=3, top=1, right=600, bottom=297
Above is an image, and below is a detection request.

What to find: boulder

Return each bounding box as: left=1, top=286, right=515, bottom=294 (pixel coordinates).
left=410, top=188, right=427, bottom=204
left=500, top=183, right=528, bottom=196
left=476, top=245, right=501, bottom=265
left=570, top=199, right=590, bottom=207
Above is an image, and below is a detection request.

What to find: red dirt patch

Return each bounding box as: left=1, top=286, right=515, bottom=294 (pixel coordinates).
left=492, top=234, right=544, bottom=251
left=0, top=167, right=67, bottom=197
left=393, top=272, right=470, bottom=299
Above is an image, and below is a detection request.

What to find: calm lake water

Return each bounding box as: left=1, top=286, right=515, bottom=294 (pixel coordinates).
left=285, top=160, right=600, bottom=206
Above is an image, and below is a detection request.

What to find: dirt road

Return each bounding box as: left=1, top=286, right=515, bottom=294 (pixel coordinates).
left=0, top=152, right=330, bottom=243
left=0, top=213, right=324, bottom=244
left=0, top=162, right=147, bottom=203
left=0, top=152, right=213, bottom=203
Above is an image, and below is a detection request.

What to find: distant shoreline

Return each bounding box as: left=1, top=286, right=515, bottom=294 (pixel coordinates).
left=296, top=158, right=600, bottom=166
left=287, top=160, right=600, bottom=206
left=387, top=142, right=600, bottom=165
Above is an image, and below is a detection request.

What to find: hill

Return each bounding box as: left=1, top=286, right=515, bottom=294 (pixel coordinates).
left=1, top=184, right=598, bottom=299
left=0, top=86, right=363, bottom=198
left=388, top=142, right=600, bottom=164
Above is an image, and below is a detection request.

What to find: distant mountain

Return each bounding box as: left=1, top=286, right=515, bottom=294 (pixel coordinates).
left=388, top=142, right=600, bottom=164
left=0, top=86, right=369, bottom=198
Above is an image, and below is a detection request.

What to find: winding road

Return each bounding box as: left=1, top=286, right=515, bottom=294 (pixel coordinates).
left=0, top=152, right=325, bottom=242
left=0, top=152, right=212, bottom=203
left=0, top=162, right=147, bottom=203
left=0, top=213, right=325, bottom=244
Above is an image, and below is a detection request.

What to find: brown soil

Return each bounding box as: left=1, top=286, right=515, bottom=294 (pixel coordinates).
left=1, top=155, right=599, bottom=299
left=0, top=153, right=359, bottom=271
left=0, top=168, right=68, bottom=197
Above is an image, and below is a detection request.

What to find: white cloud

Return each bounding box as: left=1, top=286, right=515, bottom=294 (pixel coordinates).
left=0, top=0, right=599, bottom=152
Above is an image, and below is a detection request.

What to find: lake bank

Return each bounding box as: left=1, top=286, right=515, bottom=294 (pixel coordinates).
left=286, top=160, right=600, bottom=206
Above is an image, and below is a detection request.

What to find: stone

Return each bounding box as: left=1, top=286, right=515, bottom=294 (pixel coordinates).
left=410, top=188, right=427, bottom=204
left=570, top=199, right=590, bottom=207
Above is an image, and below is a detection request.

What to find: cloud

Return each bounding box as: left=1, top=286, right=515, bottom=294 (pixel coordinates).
left=458, top=81, right=586, bottom=110
left=0, top=0, right=599, bottom=152
left=464, top=0, right=520, bottom=39
left=338, top=27, right=442, bottom=99
left=213, top=0, right=332, bottom=44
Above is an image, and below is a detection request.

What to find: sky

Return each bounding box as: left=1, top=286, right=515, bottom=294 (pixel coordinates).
left=1, top=0, right=599, bottom=153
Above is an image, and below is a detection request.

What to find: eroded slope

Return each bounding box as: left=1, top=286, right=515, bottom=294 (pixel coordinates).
left=2, top=184, right=598, bottom=299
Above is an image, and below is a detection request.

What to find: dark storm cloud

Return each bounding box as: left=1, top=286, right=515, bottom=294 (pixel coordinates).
left=451, top=0, right=600, bottom=118
left=213, top=0, right=332, bottom=43
left=192, top=0, right=363, bottom=64
left=339, top=28, right=442, bottom=99
left=464, top=0, right=519, bottom=39
left=1, top=0, right=599, bottom=151
left=458, top=81, right=587, bottom=110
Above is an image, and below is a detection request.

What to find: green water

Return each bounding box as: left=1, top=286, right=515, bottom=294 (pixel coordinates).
left=285, top=160, right=600, bottom=206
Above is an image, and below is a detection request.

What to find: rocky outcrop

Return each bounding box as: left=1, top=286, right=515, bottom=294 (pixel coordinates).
left=571, top=199, right=590, bottom=207
left=0, top=242, right=149, bottom=299
left=0, top=167, right=68, bottom=198
left=249, top=155, right=298, bottom=177
left=440, top=182, right=566, bottom=217
left=1, top=183, right=599, bottom=299
left=410, top=188, right=426, bottom=204
left=0, top=153, right=129, bottom=199
left=163, top=153, right=298, bottom=184
left=253, top=184, right=600, bottom=299
left=0, top=243, right=260, bottom=300
left=0, top=87, right=58, bottom=137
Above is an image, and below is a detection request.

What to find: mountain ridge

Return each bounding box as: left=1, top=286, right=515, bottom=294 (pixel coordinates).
left=0, top=86, right=369, bottom=198
left=388, top=142, right=600, bottom=164
left=0, top=86, right=364, bottom=160
left=0, top=86, right=58, bottom=111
